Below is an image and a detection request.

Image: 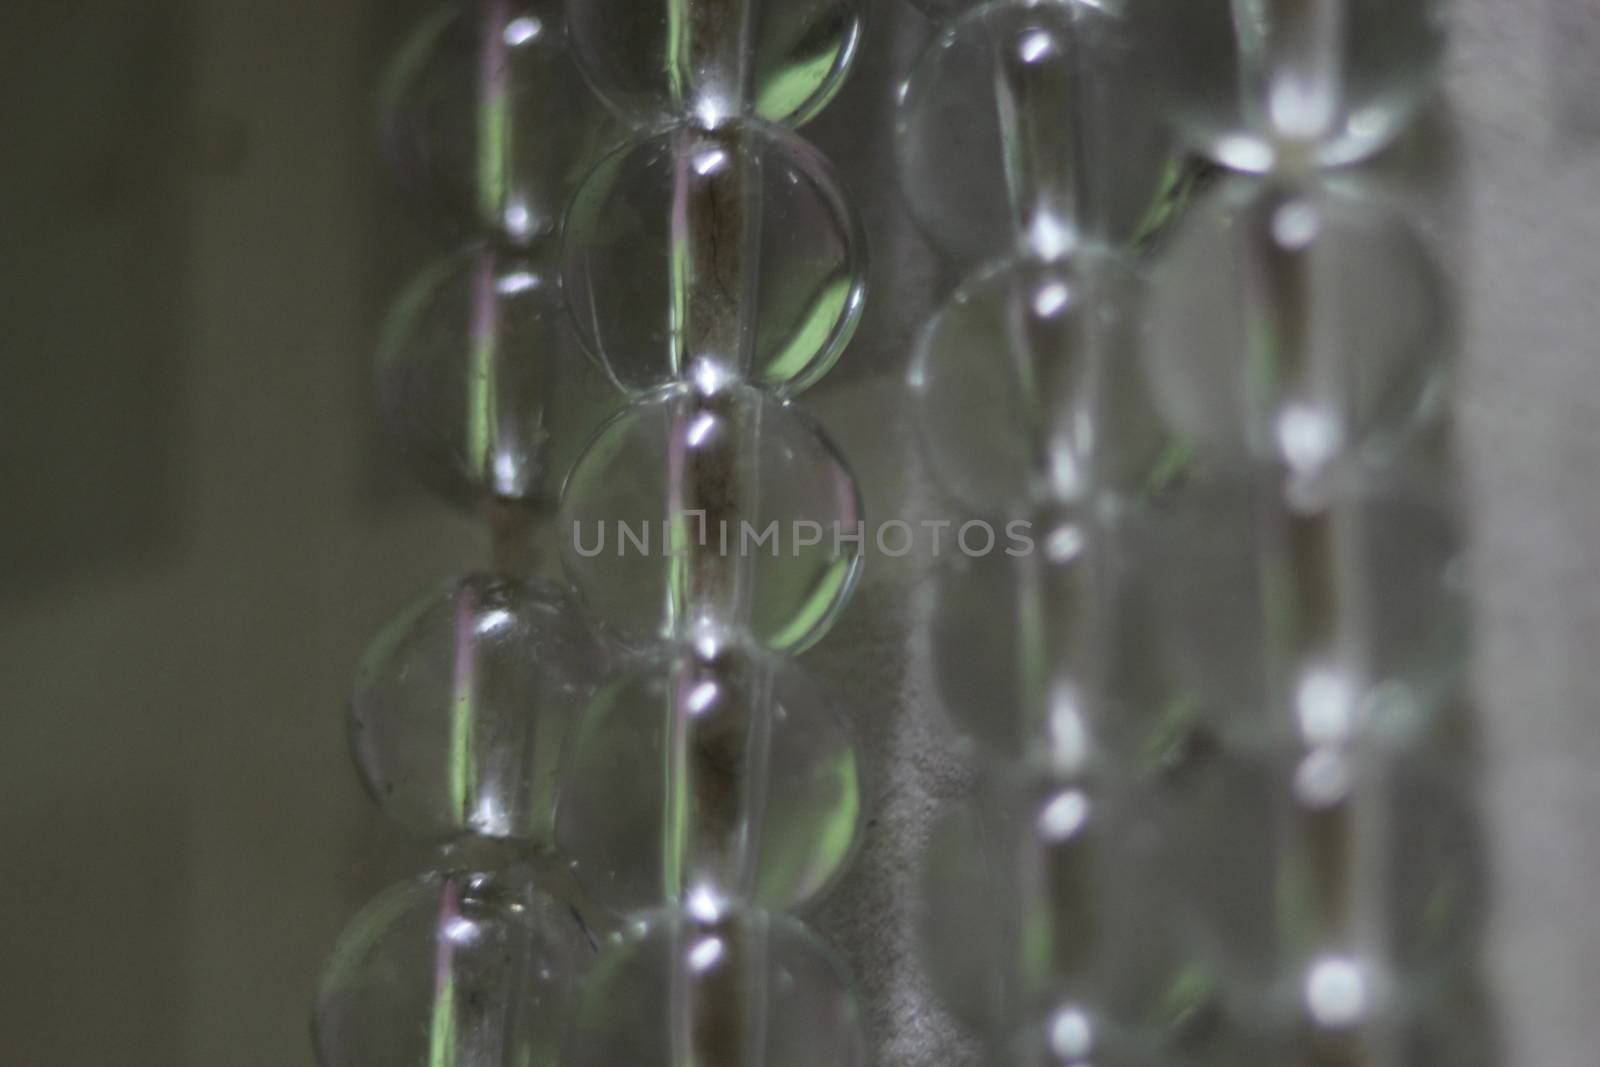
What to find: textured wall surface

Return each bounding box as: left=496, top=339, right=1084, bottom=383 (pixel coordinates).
left=0, top=1, right=1597, bottom=1065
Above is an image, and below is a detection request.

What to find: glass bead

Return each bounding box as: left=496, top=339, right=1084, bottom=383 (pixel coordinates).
left=380, top=0, right=618, bottom=242
left=349, top=573, right=609, bottom=844
left=1140, top=467, right=1467, bottom=753
left=376, top=242, right=582, bottom=508
left=1133, top=0, right=1447, bottom=173
left=555, top=638, right=861, bottom=916
left=908, top=253, right=1166, bottom=517
left=1144, top=175, right=1450, bottom=473
left=568, top=907, right=865, bottom=1067
left=563, top=120, right=867, bottom=397
left=565, top=0, right=864, bottom=129
left=926, top=504, right=1184, bottom=776
left=313, top=864, right=591, bottom=1067
left=920, top=774, right=1179, bottom=1034
left=1157, top=745, right=1485, bottom=1010
left=896, top=0, right=1180, bottom=268
left=558, top=383, right=865, bottom=653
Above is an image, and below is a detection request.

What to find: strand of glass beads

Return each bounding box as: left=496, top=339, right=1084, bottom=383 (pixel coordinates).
left=900, top=3, right=1192, bottom=1066
left=546, top=5, right=874, bottom=1067
left=313, top=4, right=621, bottom=1065
left=1139, top=1, right=1485, bottom=1063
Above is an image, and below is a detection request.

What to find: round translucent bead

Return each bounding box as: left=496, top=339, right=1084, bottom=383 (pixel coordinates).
left=1133, top=0, right=1447, bottom=172
left=566, top=0, right=864, bottom=128
left=349, top=573, right=609, bottom=843
left=313, top=864, right=591, bottom=1067
left=909, top=253, right=1166, bottom=517
left=568, top=907, right=865, bottom=1067
left=896, top=0, right=1180, bottom=267
left=926, top=506, right=1179, bottom=774
left=920, top=774, right=1177, bottom=1034
left=1140, top=467, right=1467, bottom=752
left=563, top=120, right=866, bottom=397
left=1158, top=746, right=1484, bottom=1006
left=558, top=383, right=864, bottom=653
left=1145, top=175, right=1449, bottom=472
left=555, top=638, right=861, bottom=916
left=380, top=0, right=618, bottom=242
left=376, top=242, right=584, bottom=508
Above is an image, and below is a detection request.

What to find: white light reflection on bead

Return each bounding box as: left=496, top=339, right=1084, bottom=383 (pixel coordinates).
left=497, top=270, right=539, bottom=296
left=1047, top=444, right=1087, bottom=503
left=476, top=608, right=515, bottom=635
left=1018, top=29, right=1061, bottom=65
left=1038, top=790, right=1090, bottom=842
left=1028, top=212, right=1076, bottom=261
left=693, top=148, right=729, bottom=177
left=504, top=201, right=533, bottom=239
left=1033, top=280, right=1072, bottom=319
left=493, top=452, right=525, bottom=496
left=686, top=411, right=719, bottom=448
left=1047, top=683, right=1091, bottom=774
left=1294, top=746, right=1353, bottom=809
left=444, top=917, right=480, bottom=945
left=1215, top=134, right=1274, bottom=173
left=685, top=884, right=723, bottom=923
left=694, top=630, right=722, bottom=661
left=1305, top=957, right=1369, bottom=1028
left=690, top=357, right=734, bottom=396
left=1296, top=666, right=1356, bottom=744
left=1277, top=403, right=1344, bottom=473
left=686, top=680, right=720, bottom=716
left=502, top=16, right=542, bottom=47
left=695, top=100, right=727, bottom=130
left=1273, top=200, right=1321, bottom=250
left=687, top=936, right=726, bottom=974
left=1044, top=524, right=1084, bottom=564
left=475, top=794, right=506, bottom=835
left=1048, top=1006, right=1094, bottom=1060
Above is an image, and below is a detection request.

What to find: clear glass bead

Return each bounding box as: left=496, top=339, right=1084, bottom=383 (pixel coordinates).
left=349, top=573, right=609, bottom=843
left=896, top=0, right=1180, bottom=268
left=1133, top=0, right=1447, bottom=173
left=1158, top=745, right=1484, bottom=1011
left=920, top=773, right=1180, bottom=1034
left=1140, top=467, right=1467, bottom=752
left=1144, top=175, right=1450, bottom=472
left=555, top=637, right=861, bottom=916
left=563, top=120, right=866, bottom=397
left=565, top=0, right=864, bottom=128
left=380, top=0, right=618, bottom=242
left=909, top=253, right=1167, bottom=517
left=558, top=383, right=864, bottom=653
left=313, top=863, right=591, bottom=1067
left=568, top=907, right=865, bottom=1067
left=376, top=242, right=584, bottom=508
left=926, top=503, right=1179, bottom=775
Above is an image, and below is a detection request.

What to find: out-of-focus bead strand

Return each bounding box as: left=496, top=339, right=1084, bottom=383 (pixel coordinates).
left=315, top=5, right=618, bottom=1066
left=897, top=3, right=1197, bottom=1065
left=1137, top=2, right=1485, bottom=1063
